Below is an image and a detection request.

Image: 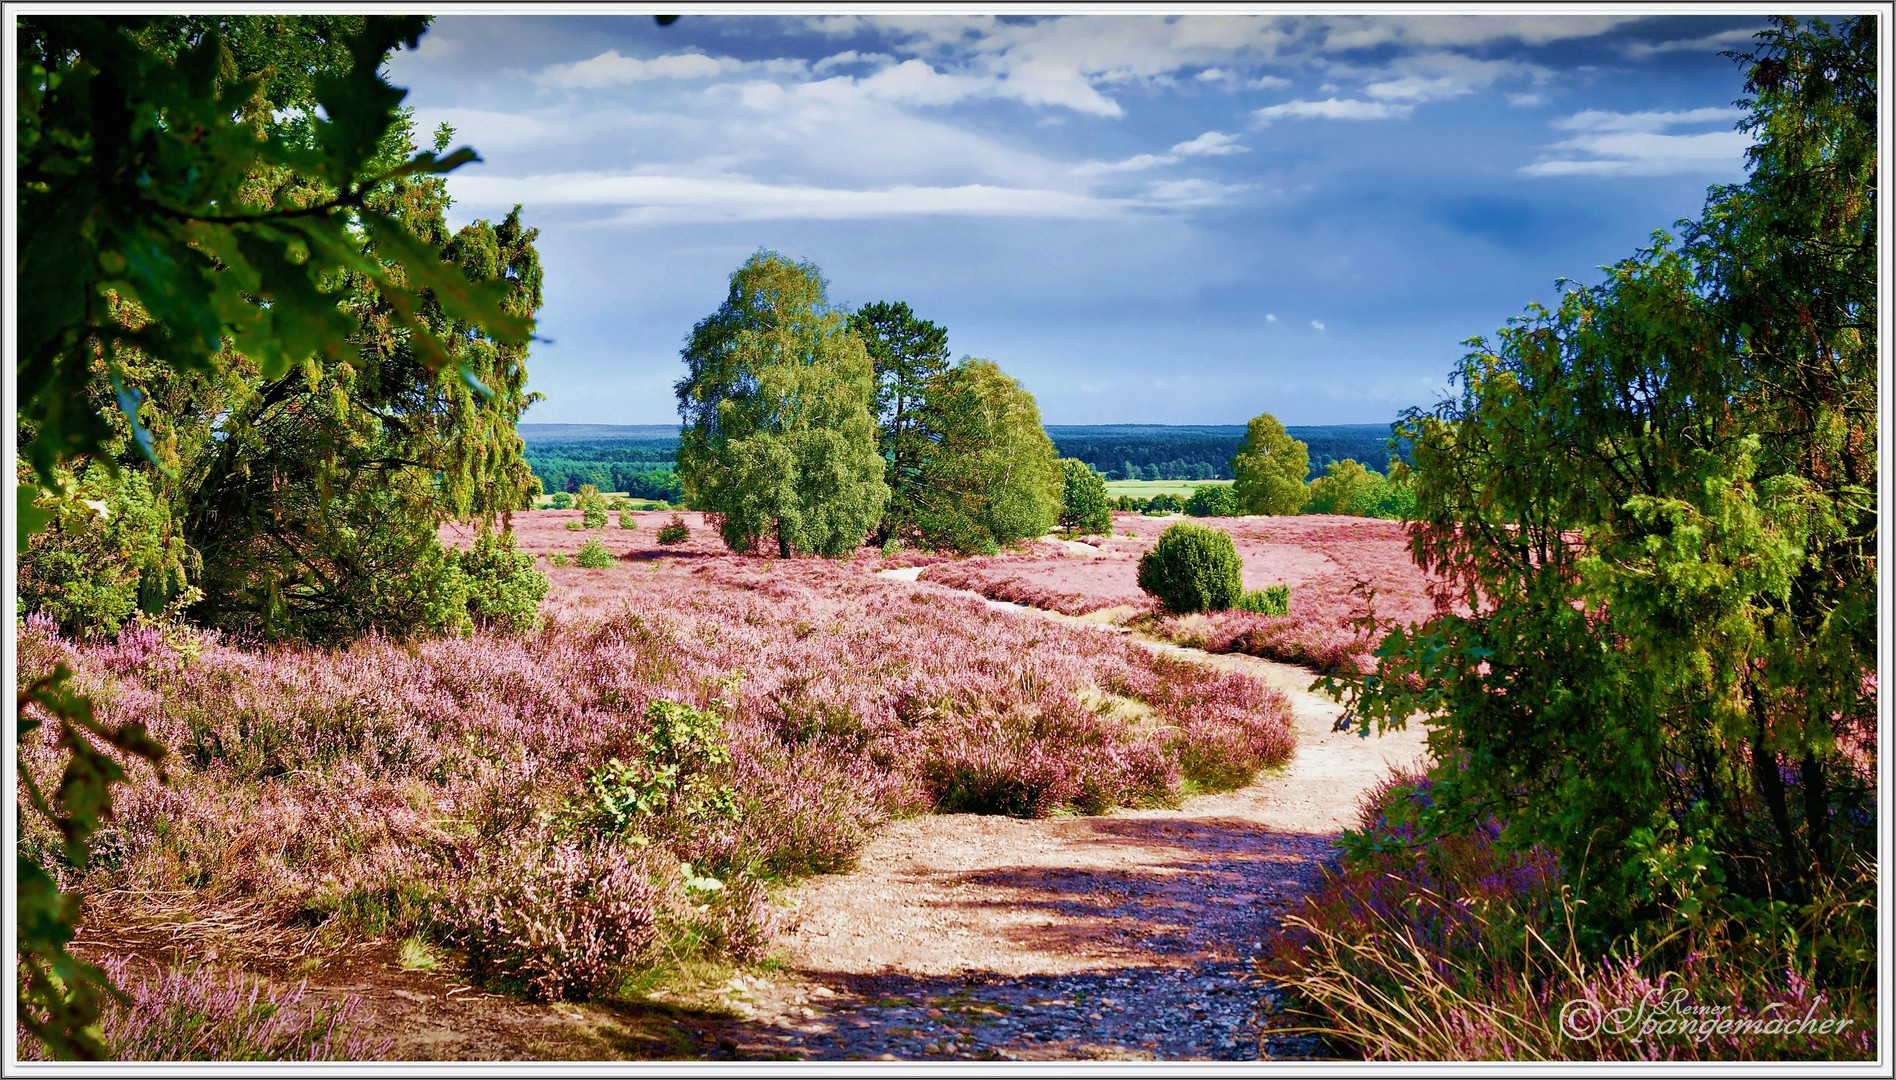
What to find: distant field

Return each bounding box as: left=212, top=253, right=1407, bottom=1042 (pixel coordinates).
left=1104, top=479, right=1232, bottom=499
left=531, top=491, right=672, bottom=509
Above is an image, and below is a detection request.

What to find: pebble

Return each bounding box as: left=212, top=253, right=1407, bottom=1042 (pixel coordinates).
left=698, top=961, right=1292, bottom=1062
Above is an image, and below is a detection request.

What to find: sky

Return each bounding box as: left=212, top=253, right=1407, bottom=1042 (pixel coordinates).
left=384, top=10, right=1782, bottom=426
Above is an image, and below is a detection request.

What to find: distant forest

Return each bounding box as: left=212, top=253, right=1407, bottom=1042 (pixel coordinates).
left=519, top=422, right=1410, bottom=494
left=524, top=436, right=683, bottom=501
left=1044, top=424, right=1409, bottom=481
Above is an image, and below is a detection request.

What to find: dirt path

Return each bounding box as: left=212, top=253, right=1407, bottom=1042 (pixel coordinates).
left=671, top=572, right=1430, bottom=1061
left=77, top=572, right=1426, bottom=1062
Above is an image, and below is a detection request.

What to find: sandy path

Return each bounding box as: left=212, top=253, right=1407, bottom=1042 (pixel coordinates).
left=687, top=573, right=1430, bottom=1062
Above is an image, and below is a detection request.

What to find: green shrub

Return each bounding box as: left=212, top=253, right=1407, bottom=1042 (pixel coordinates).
left=547, top=551, right=568, bottom=567
left=619, top=511, right=637, bottom=530
left=563, top=521, right=585, bottom=531
left=581, top=700, right=738, bottom=831
left=1184, top=484, right=1239, bottom=517
left=1136, top=521, right=1243, bottom=613
left=548, top=492, right=574, bottom=510
left=606, top=495, right=633, bottom=511
left=575, top=537, right=615, bottom=569
left=656, top=515, right=690, bottom=545
left=880, top=537, right=902, bottom=556
left=577, top=484, right=608, bottom=529
left=17, top=462, right=192, bottom=639
left=1234, top=584, right=1291, bottom=616
left=456, top=527, right=549, bottom=633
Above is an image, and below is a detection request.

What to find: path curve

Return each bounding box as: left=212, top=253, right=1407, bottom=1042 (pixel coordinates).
left=685, top=570, right=1429, bottom=1061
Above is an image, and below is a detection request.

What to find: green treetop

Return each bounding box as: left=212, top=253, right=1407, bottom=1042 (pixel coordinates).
left=675, top=252, right=888, bottom=557
left=1059, top=458, right=1114, bottom=535
left=1230, top=413, right=1309, bottom=515
left=850, top=300, right=952, bottom=542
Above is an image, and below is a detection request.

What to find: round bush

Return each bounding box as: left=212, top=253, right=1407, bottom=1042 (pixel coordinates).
left=1136, top=521, right=1243, bottom=613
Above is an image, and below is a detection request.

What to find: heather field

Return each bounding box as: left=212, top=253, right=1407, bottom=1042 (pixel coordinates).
left=19, top=512, right=1298, bottom=1053
left=919, top=513, right=1438, bottom=672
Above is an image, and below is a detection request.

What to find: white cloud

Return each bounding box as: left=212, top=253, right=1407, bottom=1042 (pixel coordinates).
left=852, top=58, right=991, bottom=106
left=1073, top=153, right=1176, bottom=175
left=1553, top=107, right=1744, bottom=133
left=1310, top=319, right=1326, bottom=330
left=1359, top=54, right=1551, bottom=103
left=1253, top=97, right=1413, bottom=124
left=1170, top=130, right=1247, bottom=156
left=1145, top=178, right=1252, bottom=205
left=1522, top=107, right=1753, bottom=177
left=1072, top=130, right=1245, bottom=176
left=754, top=15, right=1654, bottom=131
left=1520, top=131, right=1754, bottom=176
left=1315, top=15, right=1644, bottom=51
left=1265, top=313, right=1278, bottom=322
left=1507, top=92, right=1544, bottom=107
left=448, top=171, right=1133, bottom=224
left=535, top=51, right=806, bottom=90
left=1621, top=26, right=1762, bottom=59
left=812, top=50, right=894, bottom=73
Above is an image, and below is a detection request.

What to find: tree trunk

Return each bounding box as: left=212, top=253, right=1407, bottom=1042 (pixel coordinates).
left=1747, top=674, right=1806, bottom=901
left=1802, top=749, right=1832, bottom=880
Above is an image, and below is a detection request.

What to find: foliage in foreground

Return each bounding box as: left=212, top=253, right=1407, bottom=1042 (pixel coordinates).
left=1259, top=772, right=1874, bottom=1061
left=1326, top=15, right=1876, bottom=965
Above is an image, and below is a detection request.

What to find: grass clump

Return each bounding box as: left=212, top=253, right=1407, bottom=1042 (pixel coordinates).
left=1233, top=584, right=1290, bottom=616
left=656, top=515, right=690, bottom=545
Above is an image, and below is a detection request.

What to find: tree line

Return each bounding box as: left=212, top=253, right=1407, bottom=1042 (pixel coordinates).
left=526, top=441, right=684, bottom=503
left=1047, top=423, right=1410, bottom=482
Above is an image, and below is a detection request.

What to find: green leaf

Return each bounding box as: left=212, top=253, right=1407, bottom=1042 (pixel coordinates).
left=16, top=484, right=57, bottom=547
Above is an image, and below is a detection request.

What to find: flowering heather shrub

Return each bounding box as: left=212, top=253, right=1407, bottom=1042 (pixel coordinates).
left=17, top=548, right=1292, bottom=1002
left=922, top=514, right=1438, bottom=673
left=918, top=546, right=1149, bottom=616
left=445, top=834, right=663, bottom=1002
left=1260, top=771, right=1876, bottom=1061
left=16, top=955, right=390, bottom=1061
left=694, top=871, right=781, bottom=964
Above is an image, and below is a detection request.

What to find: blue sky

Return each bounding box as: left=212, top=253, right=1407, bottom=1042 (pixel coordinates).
left=385, top=11, right=1776, bottom=426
